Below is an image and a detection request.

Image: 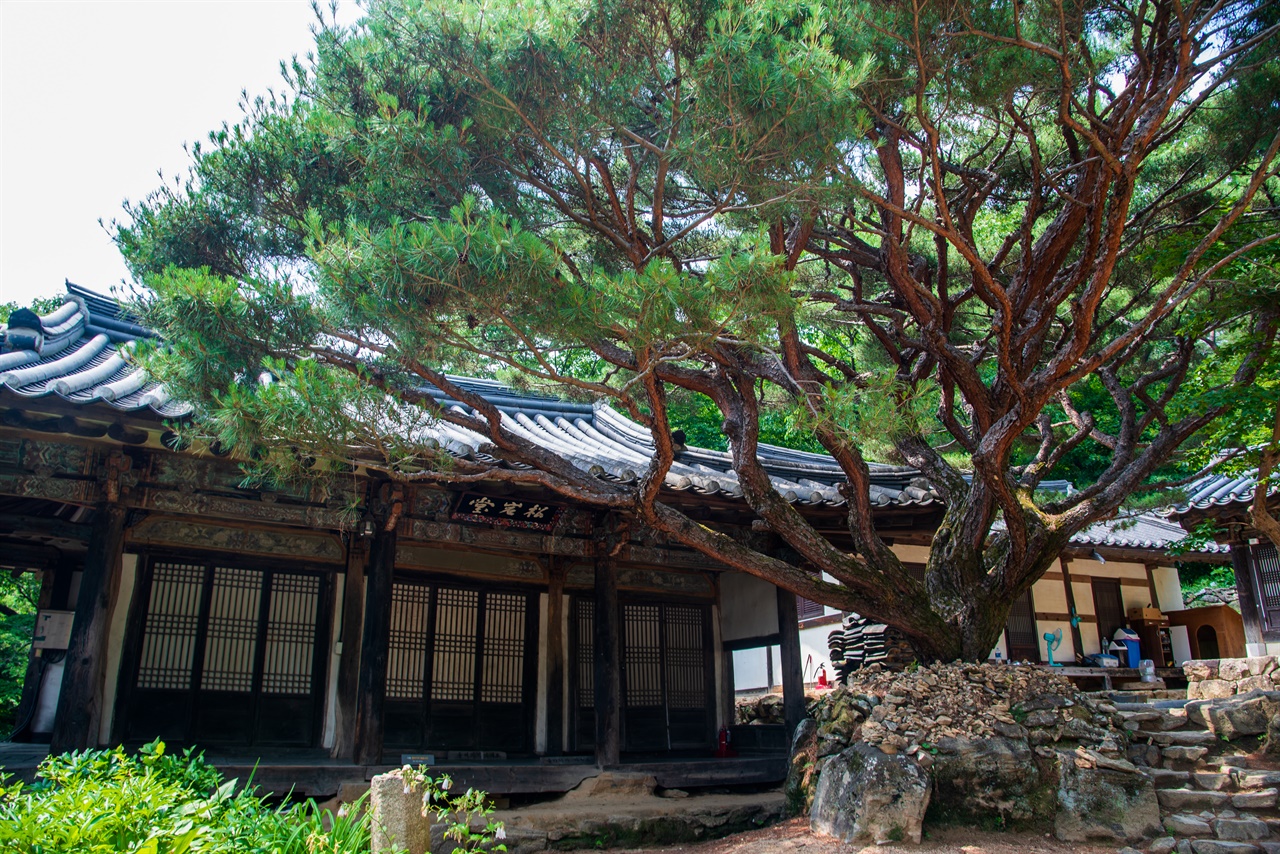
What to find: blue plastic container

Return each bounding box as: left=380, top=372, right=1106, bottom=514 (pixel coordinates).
left=1113, top=629, right=1140, bottom=668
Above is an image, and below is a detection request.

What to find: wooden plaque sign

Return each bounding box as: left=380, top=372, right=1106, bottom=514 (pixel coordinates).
left=451, top=492, right=564, bottom=531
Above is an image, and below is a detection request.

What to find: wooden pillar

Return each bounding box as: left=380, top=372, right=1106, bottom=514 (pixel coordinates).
left=1233, top=545, right=1265, bottom=648
left=1060, top=558, right=1085, bottom=661
left=331, top=538, right=368, bottom=760
left=775, top=586, right=805, bottom=738
left=593, top=557, right=621, bottom=767
left=546, top=562, right=566, bottom=756
left=50, top=503, right=127, bottom=754
left=353, top=526, right=396, bottom=765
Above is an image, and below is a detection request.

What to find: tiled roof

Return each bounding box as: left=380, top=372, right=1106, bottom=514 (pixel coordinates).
left=0, top=283, right=190, bottom=419
left=1178, top=470, right=1275, bottom=511
left=1069, top=512, right=1230, bottom=555
left=422, top=376, right=943, bottom=508
left=0, top=286, right=947, bottom=510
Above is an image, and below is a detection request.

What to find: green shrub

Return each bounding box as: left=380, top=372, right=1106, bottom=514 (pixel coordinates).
left=0, top=740, right=372, bottom=854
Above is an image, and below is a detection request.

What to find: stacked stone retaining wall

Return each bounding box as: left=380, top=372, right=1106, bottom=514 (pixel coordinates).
left=1186, top=657, right=1280, bottom=699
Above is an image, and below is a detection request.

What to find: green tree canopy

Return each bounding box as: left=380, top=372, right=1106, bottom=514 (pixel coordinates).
left=117, top=0, right=1280, bottom=660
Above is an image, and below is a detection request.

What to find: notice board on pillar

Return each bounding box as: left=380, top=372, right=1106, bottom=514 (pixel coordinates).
left=33, top=610, right=74, bottom=650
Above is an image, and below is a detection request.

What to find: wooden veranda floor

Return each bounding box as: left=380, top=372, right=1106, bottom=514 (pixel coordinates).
left=0, top=742, right=787, bottom=797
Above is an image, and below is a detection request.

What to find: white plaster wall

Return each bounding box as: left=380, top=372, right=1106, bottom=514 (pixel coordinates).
left=711, top=605, right=725, bottom=729
left=561, top=597, right=571, bottom=750
left=719, top=572, right=778, bottom=641
left=1152, top=566, right=1185, bottom=612
left=98, top=553, right=138, bottom=745
left=68, top=571, right=82, bottom=609
left=1033, top=576, right=1070, bottom=613
left=535, top=593, right=548, bottom=754
left=320, top=573, right=346, bottom=750
left=798, top=624, right=835, bottom=682
left=32, top=661, right=64, bottom=733
left=731, top=646, right=782, bottom=692
left=1170, top=625, right=1192, bottom=664
left=890, top=544, right=932, bottom=564
left=1039, top=619, right=1075, bottom=663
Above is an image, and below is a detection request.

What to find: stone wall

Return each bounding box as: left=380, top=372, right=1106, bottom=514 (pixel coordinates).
left=1184, top=657, right=1280, bottom=699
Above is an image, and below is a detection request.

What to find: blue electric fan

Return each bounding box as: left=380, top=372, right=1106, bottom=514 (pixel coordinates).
left=1043, top=628, right=1064, bottom=666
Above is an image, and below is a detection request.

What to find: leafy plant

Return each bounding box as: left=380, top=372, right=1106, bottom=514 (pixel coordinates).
left=0, top=740, right=375, bottom=853
left=0, top=572, right=39, bottom=734
left=398, top=764, right=507, bottom=854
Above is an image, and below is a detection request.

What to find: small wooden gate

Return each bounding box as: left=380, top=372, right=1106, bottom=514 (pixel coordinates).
left=122, top=557, right=330, bottom=747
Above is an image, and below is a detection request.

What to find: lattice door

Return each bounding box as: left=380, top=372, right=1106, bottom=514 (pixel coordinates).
left=125, top=558, right=327, bottom=747
left=1252, top=544, right=1280, bottom=632
left=619, top=601, right=712, bottom=752
left=384, top=580, right=536, bottom=753
left=1004, top=589, right=1040, bottom=662
left=570, top=597, right=595, bottom=751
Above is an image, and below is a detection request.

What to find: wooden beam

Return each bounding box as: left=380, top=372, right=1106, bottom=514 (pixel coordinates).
left=722, top=633, right=783, bottom=651
left=1059, top=558, right=1085, bottom=661
left=50, top=503, right=127, bottom=753
left=775, top=587, right=805, bottom=738
left=331, top=539, right=368, bottom=761
left=545, top=561, right=565, bottom=756
left=353, top=526, right=395, bottom=765
left=593, top=558, right=621, bottom=767
left=0, top=512, right=91, bottom=541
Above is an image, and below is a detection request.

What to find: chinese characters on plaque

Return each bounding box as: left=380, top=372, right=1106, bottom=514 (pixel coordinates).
left=451, top=492, right=564, bottom=531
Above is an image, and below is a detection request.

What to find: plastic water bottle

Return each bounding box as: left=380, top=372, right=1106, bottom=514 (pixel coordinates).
left=1139, top=659, right=1156, bottom=682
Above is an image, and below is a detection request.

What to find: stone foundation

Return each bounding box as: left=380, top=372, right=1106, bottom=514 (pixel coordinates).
left=370, top=769, right=787, bottom=854
left=1185, top=657, right=1280, bottom=699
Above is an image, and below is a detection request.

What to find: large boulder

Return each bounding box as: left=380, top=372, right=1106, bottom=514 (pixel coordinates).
left=784, top=719, right=819, bottom=815
left=810, top=742, right=932, bottom=845
left=929, top=736, right=1053, bottom=824
left=1202, top=690, right=1280, bottom=740
left=1054, top=757, right=1161, bottom=843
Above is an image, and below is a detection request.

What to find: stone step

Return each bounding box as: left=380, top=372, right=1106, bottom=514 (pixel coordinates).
left=1116, top=698, right=1193, bottom=711
left=1091, top=688, right=1189, bottom=703
left=1240, top=773, right=1280, bottom=791
left=1163, top=745, right=1211, bottom=767
left=1214, top=815, right=1271, bottom=842
left=1120, top=678, right=1169, bottom=692
left=1120, top=708, right=1165, bottom=723
left=1158, top=789, right=1233, bottom=810
left=1122, top=709, right=1193, bottom=732
left=1152, top=769, right=1195, bottom=789
left=1141, top=729, right=1220, bottom=746
left=1192, top=771, right=1238, bottom=792
left=1231, top=789, right=1279, bottom=810
left=1185, top=840, right=1272, bottom=853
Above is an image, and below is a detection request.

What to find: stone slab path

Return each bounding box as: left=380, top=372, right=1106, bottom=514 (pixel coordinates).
left=605, top=817, right=1123, bottom=854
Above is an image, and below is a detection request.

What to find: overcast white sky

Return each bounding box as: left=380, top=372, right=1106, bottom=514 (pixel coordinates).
left=1, top=0, right=361, bottom=307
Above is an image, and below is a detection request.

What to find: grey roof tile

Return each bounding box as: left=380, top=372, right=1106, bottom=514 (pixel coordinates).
left=1069, top=512, right=1230, bottom=555
left=1177, top=469, right=1276, bottom=511
left=0, top=289, right=189, bottom=419
left=0, top=286, right=1000, bottom=512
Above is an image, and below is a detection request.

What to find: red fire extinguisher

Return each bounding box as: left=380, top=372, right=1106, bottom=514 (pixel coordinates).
left=817, top=666, right=830, bottom=689
left=714, top=727, right=737, bottom=758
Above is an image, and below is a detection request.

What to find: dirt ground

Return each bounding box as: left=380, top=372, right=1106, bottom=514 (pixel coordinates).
left=606, top=817, right=1130, bottom=854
